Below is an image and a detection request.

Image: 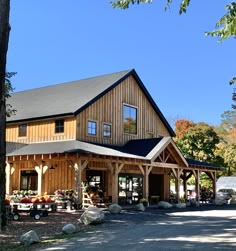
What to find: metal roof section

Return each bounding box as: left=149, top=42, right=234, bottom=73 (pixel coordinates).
left=6, top=140, right=147, bottom=160
left=6, top=139, right=222, bottom=170
left=6, top=142, right=28, bottom=154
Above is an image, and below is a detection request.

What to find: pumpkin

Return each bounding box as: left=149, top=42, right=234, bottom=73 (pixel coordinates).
left=45, top=197, right=52, bottom=203
left=20, top=197, right=31, bottom=203
left=31, top=197, right=39, bottom=203
left=39, top=196, right=46, bottom=203
left=5, top=199, right=10, bottom=205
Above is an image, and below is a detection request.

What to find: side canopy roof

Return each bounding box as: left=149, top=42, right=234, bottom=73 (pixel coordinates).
left=7, top=69, right=175, bottom=136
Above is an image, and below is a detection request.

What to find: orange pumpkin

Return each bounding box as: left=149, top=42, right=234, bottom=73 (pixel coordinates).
left=20, top=197, right=31, bottom=203
left=31, top=197, right=39, bottom=203
left=45, top=197, right=52, bottom=203
left=5, top=199, right=10, bottom=205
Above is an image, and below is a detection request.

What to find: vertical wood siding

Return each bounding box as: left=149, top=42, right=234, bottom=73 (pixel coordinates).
left=6, top=117, right=76, bottom=143
left=10, top=161, right=75, bottom=195
left=76, top=75, right=170, bottom=145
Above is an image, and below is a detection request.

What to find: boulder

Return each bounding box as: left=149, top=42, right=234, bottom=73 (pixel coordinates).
left=108, top=204, right=122, bottom=214
left=157, top=201, right=173, bottom=209
left=175, top=203, right=186, bottom=209
left=79, top=206, right=104, bottom=225
left=136, top=203, right=145, bottom=211
left=20, top=230, right=40, bottom=246
left=62, top=223, right=77, bottom=234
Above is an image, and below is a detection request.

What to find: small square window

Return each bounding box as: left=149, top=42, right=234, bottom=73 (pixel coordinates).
left=103, top=123, right=112, bottom=138
left=55, top=120, right=64, bottom=133
left=18, top=124, right=27, bottom=137
left=88, top=121, right=97, bottom=135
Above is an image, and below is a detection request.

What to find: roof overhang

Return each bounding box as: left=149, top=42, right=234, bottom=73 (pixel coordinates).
left=146, top=137, right=189, bottom=167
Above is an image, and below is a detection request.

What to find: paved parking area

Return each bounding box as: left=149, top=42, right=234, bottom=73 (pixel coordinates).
left=38, top=205, right=236, bottom=251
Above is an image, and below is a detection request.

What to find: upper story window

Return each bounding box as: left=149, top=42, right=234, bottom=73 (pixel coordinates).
left=103, top=123, right=112, bottom=138
left=123, top=104, right=137, bottom=135
left=18, top=124, right=27, bottom=137
left=55, top=119, right=64, bottom=133
left=88, top=120, right=97, bottom=136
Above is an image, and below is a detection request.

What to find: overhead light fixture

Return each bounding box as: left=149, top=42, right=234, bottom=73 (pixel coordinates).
left=50, top=164, right=57, bottom=170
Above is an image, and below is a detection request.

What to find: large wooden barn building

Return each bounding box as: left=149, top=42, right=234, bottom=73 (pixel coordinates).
left=6, top=69, right=222, bottom=205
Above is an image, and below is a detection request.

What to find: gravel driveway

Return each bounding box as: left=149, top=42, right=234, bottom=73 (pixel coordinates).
left=37, top=205, right=236, bottom=251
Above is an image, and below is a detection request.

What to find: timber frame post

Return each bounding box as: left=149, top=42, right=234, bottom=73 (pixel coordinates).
left=143, top=165, right=152, bottom=201
left=205, top=170, right=217, bottom=200
left=74, top=159, right=88, bottom=204
left=181, top=171, right=193, bottom=200
left=35, top=164, right=42, bottom=196
left=108, top=162, right=124, bottom=204
left=192, top=169, right=201, bottom=202
left=35, top=163, right=48, bottom=196
left=171, top=168, right=183, bottom=202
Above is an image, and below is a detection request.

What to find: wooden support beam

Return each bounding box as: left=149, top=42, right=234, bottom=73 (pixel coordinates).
left=138, top=165, right=145, bottom=176
left=35, top=164, right=43, bottom=196
left=143, top=166, right=149, bottom=200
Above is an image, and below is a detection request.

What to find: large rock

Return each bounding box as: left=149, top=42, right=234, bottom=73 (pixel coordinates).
left=108, top=204, right=122, bottom=214
left=136, top=203, right=145, bottom=211
left=20, top=230, right=40, bottom=246
left=62, top=223, right=77, bottom=234
left=175, top=203, right=186, bottom=209
left=157, top=201, right=173, bottom=209
left=79, top=206, right=104, bottom=225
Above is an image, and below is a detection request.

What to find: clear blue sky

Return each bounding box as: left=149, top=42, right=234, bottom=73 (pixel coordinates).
left=7, top=0, right=235, bottom=127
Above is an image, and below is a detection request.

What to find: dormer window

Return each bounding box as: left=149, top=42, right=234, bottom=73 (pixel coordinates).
left=55, top=119, right=64, bottom=133
left=123, top=104, right=137, bottom=134
left=18, top=124, right=27, bottom=137
left=88, top=120, right=97, bottom=136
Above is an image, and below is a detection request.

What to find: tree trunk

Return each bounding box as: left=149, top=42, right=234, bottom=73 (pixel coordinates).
left=0, top=0, right=10, bottom=230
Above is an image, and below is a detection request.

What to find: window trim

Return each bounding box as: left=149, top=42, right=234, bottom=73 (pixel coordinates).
left=123, top=103, right=138, bottom=135
left=87, top=120, right=97, bottom=136
left=55, top=119, right=64, bottom=134
left=102, top=122, right=112, bottom=138
left=18, top=123, right=27, bottom=137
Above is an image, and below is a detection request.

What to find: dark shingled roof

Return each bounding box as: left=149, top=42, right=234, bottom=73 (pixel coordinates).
left=6, top=69, right=175, bottom=137
left=118, top=138, right=163, bottom=157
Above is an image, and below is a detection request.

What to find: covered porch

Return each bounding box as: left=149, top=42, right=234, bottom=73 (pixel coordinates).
left=6, top=137, right=222, bottom=206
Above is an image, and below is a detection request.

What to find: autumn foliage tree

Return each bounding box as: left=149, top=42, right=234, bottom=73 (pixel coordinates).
left=174, top=120, right=223, bottom=165
left=215, top=110, right=236, bottom=176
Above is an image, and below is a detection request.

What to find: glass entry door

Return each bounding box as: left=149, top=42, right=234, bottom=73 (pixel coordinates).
left=118, top=175, right=143, bottom=204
